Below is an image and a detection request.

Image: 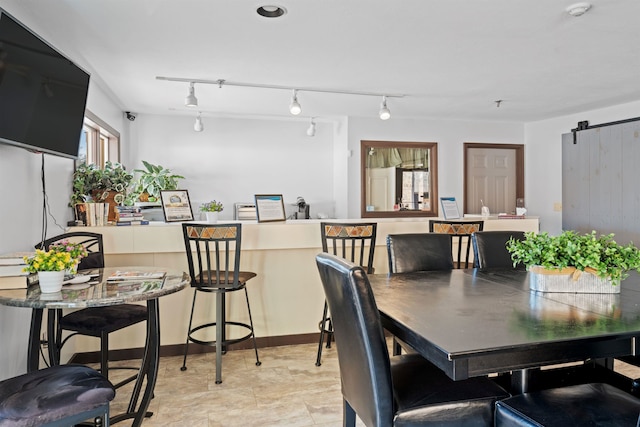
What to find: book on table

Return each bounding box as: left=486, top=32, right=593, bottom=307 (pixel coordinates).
left=0, top=251, right=33, bottom=267
left=0, top=274, right=36, bottom=290
left=107, top=270, right=166, bottom=281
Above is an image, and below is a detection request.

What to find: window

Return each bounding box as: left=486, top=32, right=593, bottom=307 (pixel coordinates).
left=78, top=110, right=120, bottom=166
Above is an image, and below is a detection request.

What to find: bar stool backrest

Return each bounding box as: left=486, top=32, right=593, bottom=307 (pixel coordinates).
left=182, top=223, right=244, bottom=289
left=429, top=220, right=484, bottom=268
left=320, top=222, right=377, bottom=273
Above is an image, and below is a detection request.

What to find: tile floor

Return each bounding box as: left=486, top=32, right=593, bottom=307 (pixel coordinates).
left=107, top=342, right=350, bottom=427
left=104, top=343, right=640, bottom=427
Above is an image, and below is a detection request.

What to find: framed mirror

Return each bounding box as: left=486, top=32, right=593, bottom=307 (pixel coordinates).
left=361, top=140, right=438, bottom=218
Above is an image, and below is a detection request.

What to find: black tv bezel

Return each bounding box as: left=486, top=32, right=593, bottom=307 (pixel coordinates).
left=0, top=8, right=90, bottom=160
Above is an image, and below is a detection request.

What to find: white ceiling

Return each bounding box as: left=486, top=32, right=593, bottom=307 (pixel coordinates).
left=5, top=0, right=640, bottom=122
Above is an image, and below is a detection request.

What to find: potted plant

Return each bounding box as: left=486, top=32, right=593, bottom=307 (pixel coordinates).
left=506, top=230, right=640, bottom=292
left=49, top=240, right=88, bottom=274
left=70, top=161, right=134, bottom=222
left=200, top=200, right=223, bottom=223
left=132, top=161, right=185, bottom=203
left=23, top=250, right=77, bottom=293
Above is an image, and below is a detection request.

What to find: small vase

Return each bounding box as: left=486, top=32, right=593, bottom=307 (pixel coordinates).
left=38, top=271, right=65, bottom=293
left=205, top=212, right=219, bottom=224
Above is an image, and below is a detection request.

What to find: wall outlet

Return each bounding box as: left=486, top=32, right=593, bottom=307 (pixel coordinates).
left=553, top=202, right=562, bottom=212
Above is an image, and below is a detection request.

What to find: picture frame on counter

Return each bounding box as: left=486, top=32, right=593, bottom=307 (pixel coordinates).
left=255, top=194, right=286, bottom=222
left=160, top=190, right=194, bottom=222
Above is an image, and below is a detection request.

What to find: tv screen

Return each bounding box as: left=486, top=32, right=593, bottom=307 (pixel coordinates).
left=0, top=9, right=90, bottom=159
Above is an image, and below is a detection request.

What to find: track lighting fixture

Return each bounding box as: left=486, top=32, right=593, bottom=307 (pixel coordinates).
left=306, top=118, right=316, bottom=137
left=185, top=82, right=198, bottom=107
left=194, top=112, right=204, bottom=132
left=379, top=96, right=391, bottom=120
left=289, top=90, right=302, bottom=115
left=158, top=76, right=406, bottom=120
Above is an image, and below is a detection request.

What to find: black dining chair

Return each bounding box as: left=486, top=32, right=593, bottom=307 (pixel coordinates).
left=471, top=230, right=526, bottom=270
left=316, top=222, right=377, bottom=366
left=315, top=253, right=510, bottom=427
left=386, top=233, right=454, bottom=355
left=181, top=223, right=261, bottom=384
left=429, top=220, right=484, bottom=268
left=386, top=233, right=454, bottom=273
left=0, top=364, right=115, bottom=426
left=35, top=232, right=147, bottom=390
left=495, top=382, right=640, bottom=426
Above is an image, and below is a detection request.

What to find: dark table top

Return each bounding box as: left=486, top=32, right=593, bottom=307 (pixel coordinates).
left=368, top=269, right=640, bottom=381
left=0, top=266, right=189, bottom=309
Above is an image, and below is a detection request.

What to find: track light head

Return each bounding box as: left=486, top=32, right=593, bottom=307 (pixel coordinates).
left=194, top=112, right=204, bottom=132
left=306, top=118, right=316, bottom=137
left=289, top=89, right=302, bottom=115
left=379, top=96, right=391, bottom=120
left=185, top=82, right=198, bottom=107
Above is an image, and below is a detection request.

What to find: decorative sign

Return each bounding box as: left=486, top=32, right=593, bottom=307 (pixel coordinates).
left=440, top=197, right=460, bottom=219
left=160, top=190, right=194, bottom=222
left=255, top=194, right=286, bottom=222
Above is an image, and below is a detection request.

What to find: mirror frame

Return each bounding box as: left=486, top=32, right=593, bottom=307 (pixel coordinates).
left=360, top=140, right=439, bottom=218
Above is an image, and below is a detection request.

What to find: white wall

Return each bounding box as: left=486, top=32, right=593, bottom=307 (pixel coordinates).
left=346, top=117, right=525, bottom=218
left=125, top=114, right=337, bottom=220
left=525, top=99, right=640, bottom=234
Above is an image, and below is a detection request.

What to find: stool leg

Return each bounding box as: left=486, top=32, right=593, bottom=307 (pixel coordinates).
left=243, top=288, right=261, bottom=366
left=181, top=290, right=198, bottom=371
left=215, top=289, right=223, bottom=384
left=325, top=318, right=333, bottom=348
left=316, top=300, right=329, bottom=366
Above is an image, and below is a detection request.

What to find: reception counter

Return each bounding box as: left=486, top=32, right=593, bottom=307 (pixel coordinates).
left=65, top=217, right=539, bottom=359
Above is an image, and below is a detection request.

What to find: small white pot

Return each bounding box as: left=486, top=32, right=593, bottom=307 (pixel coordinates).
left=38, top=270, right=65, bottom=293
left=205, top=211, right=219, bottom=224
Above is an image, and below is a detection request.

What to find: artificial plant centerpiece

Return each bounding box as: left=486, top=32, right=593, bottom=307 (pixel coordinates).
left=200, top=200, right=223, bottom=223
left=23, top=249, right=78, bottom=293
left=507, top=230, right=640, bottom=293
left=132, top=160, right=185, bottom=203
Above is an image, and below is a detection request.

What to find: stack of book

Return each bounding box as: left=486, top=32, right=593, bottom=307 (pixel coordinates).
left=0, top=252, right=34, bottom=289
left=115, top=206, right=149, bottom=226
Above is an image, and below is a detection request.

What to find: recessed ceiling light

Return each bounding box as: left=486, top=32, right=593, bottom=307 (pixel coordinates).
left=257, top=5, right=287, bottom=18
left=566, top=2, right=591, bottom=17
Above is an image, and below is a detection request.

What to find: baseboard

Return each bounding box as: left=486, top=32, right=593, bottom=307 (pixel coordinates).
left=69, top=333, right=320, bottom=365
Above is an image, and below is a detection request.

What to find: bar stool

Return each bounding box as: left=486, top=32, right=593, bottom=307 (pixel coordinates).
left=0, top=364, right=115, bottom=426
left=429, top=220, right=484, bottom=268
left=181, top=223, right=261, bottom=384
left=316, top=222, right=377, bottom=366
left=35, top=232, right=147, bottom=389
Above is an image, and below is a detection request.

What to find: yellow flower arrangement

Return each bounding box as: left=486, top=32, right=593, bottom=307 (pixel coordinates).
left=23, top=249, right=77, bottom=273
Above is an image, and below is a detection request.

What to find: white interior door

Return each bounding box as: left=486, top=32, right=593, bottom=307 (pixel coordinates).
left=366, top=166, right=396, bottom=211
left=466, top=148, right=517, bottom=214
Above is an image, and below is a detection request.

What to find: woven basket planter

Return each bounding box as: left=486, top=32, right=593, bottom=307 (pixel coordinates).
left=529, top=266, right=619, bottom=294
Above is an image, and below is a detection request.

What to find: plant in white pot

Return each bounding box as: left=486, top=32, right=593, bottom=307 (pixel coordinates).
left=506, top=230, right=640, bottom=293
left=200, top=200, right=223, bottom=223
left=23, top=250, right=78, bottom=293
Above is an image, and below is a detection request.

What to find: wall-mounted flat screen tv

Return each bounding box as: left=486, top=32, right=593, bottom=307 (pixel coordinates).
left=0, top=9, right=90, bottom=159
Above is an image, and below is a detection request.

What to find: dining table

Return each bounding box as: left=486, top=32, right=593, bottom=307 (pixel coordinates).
left=368, top=268, right=640, bottom=394
left=0, top=266, right=189, bottom=426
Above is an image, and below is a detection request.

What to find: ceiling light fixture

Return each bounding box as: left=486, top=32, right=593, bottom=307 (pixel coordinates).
left=194, top=112, right=204, bottom=132
left=185, top=82, right=198, bottom=107
left=289, top=89, right=302, bottom=115
left=379, top=96, right=391, bottom=120
left=566, top=2, right=591, bottom=17
left=158, top=76, right=405, bottom=119
left=306, top=118, right=316, bottom=137
left=257, top=5, right=287, bottom=18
